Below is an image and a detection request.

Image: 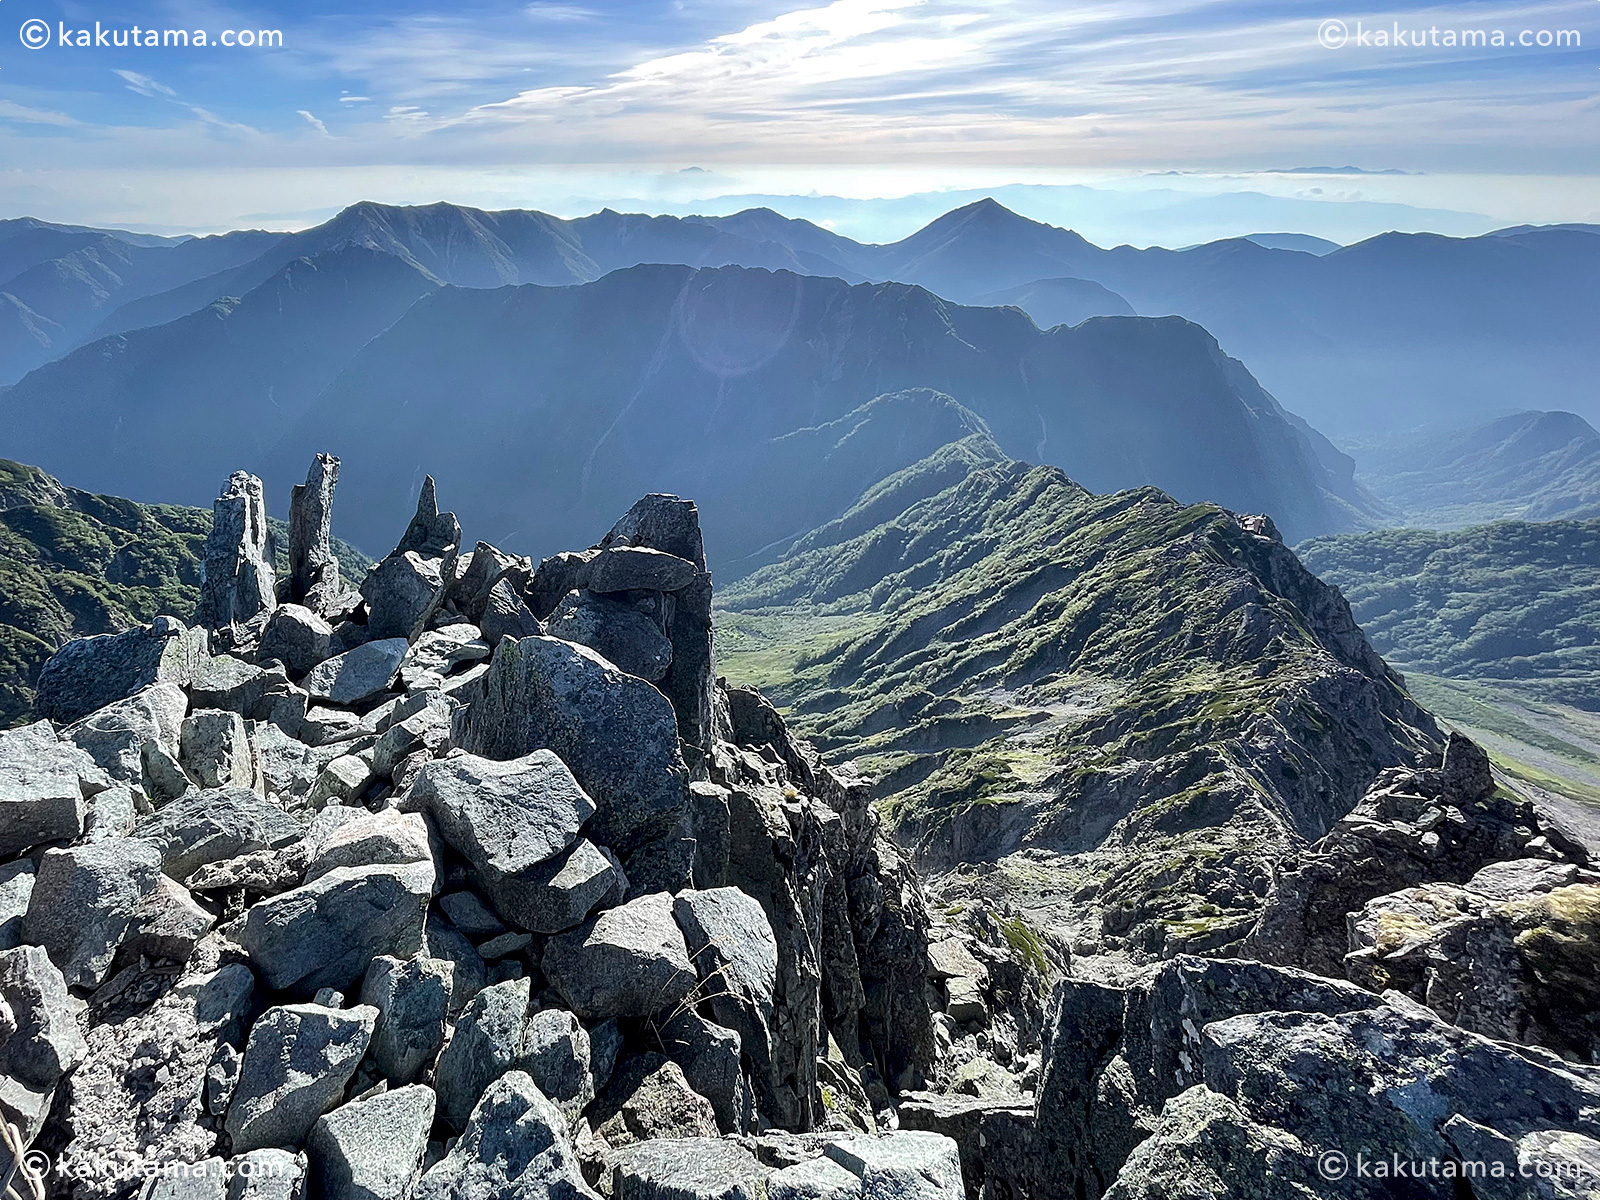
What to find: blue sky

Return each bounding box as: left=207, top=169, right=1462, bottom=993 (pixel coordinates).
left=1, top=0, right=1597, bottom=237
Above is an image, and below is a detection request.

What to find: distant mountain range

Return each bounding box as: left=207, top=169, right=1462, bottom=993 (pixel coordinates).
left=4, top=199, right=1595, bottom=440
left=1342, top=411, right=1600, bottom=529
left=0, top=255, right=1374, bottom=560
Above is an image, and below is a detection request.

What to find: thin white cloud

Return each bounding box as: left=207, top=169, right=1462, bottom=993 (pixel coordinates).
left=299, top=110, right=332, bottom=136
left=115, top=70, right=180, bottom=99
left=0, top=100, right=80, bottom=128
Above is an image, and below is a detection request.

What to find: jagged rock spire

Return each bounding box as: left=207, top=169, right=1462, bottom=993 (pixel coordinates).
left=195, top=470, right=276, bottom=631
left=288, top=453, right=342, bottom=612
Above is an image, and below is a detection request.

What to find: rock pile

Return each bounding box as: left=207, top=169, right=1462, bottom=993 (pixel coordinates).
left=0, top=464, right=966, bottom=1200
left=7, top=458, right=1600, bottom=1200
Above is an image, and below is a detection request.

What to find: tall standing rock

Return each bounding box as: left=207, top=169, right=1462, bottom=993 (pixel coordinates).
left=596, top=496, right=722, bottom=758
left=289, top=454, right=344, bottom=614
left=196, top=471, right=277, bottom=631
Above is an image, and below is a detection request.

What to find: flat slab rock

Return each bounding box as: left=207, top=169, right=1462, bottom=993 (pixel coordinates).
left=303, top=639, right=409, bottom=707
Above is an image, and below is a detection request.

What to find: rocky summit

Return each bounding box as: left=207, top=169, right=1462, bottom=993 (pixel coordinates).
left=0, top=457, right=1597, bottom=1200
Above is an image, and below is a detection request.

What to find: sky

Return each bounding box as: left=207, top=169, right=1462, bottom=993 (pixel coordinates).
left=1, top=0, right=1597, bottom=241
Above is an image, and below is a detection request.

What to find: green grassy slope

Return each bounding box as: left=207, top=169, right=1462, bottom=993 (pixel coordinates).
left=0, top=458, right=371, bottom=728
left=718, top=439, right=1437, bottom=957
left=1298, top=520, right=1600, bottom=709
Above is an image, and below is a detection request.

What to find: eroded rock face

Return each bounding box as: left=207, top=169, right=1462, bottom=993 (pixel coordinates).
left=1245, top=732, right=1590, bottom=976
left=196, top=471, right=277, bottom=632
left=229, top=861, right=433, bottom=993
left=401, top=749, right=594, bottom=928
left=0, top=719, right=106, bottom=856
left=226, top=1003, right=378, bottom=1153
left=58, top=953, right=255, bottom=1199
left=288, top=454, right=346, bottom=615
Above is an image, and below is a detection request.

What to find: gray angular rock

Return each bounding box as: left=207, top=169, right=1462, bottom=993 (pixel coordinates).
left=308, top=1084, right=435, bottom=1200
left=658, top=1010, right=751, bottom=1135
left=358, top=955, right=452, bottom=1085
left=589, top=1017, right=623, bottom=1095
left=584, top=546, right=700, bottom=595
left=389, top=476, right=461, bottom=562
left=23, top=837, right=164, bottom=988
left=303, top=639, right=409, bottom=708
left=83, top=784, right=138, bottom=842
left=370, top=706, right=451, bottom=782
left=460, top=636, right=688, bottom=853
left=259, top=606, right=336, bottom=676
left=226, top=1003, right=377, bottom=1153
left=479, top=577, right=544, bottom=645
left=308, top=754, right=375, bottom=810
left=546, top=591, right=673, bottom=683
left=288, top=454, right=344, bottom=614
left=62, top=956, right=255, bottom=1191
left=144, top=739, right=194, bottom=805
left=527, top=551, right=600, bottom=622
left=0, top=719, right=106, bottom=856
left=414, top=1070, right=595, bottom=1200
left=0, top=944, right=88, bottom=1113
left=0, top=860, right=35, bottom=951
left=135, top=789, right=304, bottom=883
left=542, top=892, right=696, bottom=1021
left=207, top=1044, right=243, bottom=1116
left=227, top=1149, right=307, bottom=1200
left=230, top=861, right=434, bottom=993
left=189, top=656, right=296, bottom=720
left=123, top=875, right=218, bottom=962
left=822, top=1133, right=965, bottom=1200
left=598, top=495, right=706, bottom=572
left=437, top=891, right=506, bottom=940
left=422, top=915, right=486, bottom=1018
left=63, top=682, right=188, bottom=785
left=433, top=976, right=532, bottom=1131
left=672, top=888, right=778, bottom=1114
left=448, top=543, right=528, bottom=619
left=180, top=709, right=255, bottom=791
left=361, top=553, right=443, bottom=642
left=767, top=1154, right=862, bottom=1200
left=505, top=838, right=626, bottom=935
left=517, top=1007, right=593, bottom=1119
left=304, top=810, right=433, bottom=883
left=896, top=1093, right=1039, bottom=1200
left=400, top=624, right=490, bottom=693
left=401, top=749, right=594, bottom=929
left=592, top=1055, right=719, bottom=1147
left=196, top=471, right=277, bottom=631
left=610, top=1139, right=770, bottom=1200
left=35, top=616, right=208, bottom=726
